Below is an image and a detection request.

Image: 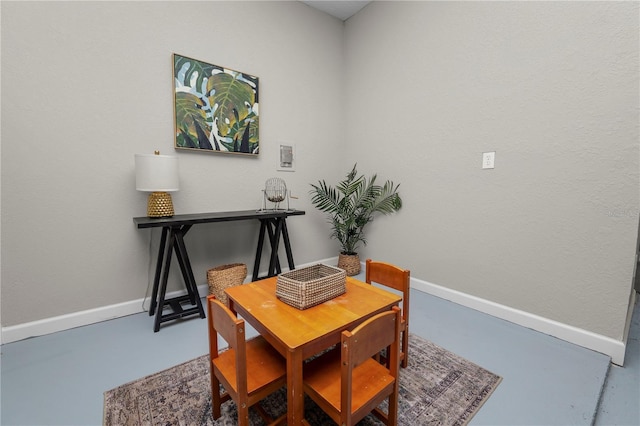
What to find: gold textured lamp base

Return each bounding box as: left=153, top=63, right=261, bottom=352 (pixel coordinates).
left=147, top=192, right=174, bottom=217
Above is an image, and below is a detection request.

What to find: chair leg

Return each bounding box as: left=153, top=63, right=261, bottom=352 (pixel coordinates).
left=211, top=371, right=222, bottom=419
left=237, top=401, right=250, bottom=426
left=401, top=330, right=409, bottom=368
left=388, top=390, right=399, bottom=426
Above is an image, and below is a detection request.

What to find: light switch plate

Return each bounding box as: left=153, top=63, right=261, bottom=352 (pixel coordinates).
left=278, top=143, right=295, bottom=172
left=482, top=151, right=495, bottom=169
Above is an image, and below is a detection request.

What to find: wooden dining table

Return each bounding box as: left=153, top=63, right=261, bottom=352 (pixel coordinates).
left=225, top=275, right=402, bottom=426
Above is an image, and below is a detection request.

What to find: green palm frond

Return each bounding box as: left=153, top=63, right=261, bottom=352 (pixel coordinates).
left=309, top=164, right=402, bottom=254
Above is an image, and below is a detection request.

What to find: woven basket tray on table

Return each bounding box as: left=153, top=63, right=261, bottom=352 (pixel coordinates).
left=207, top=263, right=247, bottom=305
left=276, top=264, right=346, bottom=310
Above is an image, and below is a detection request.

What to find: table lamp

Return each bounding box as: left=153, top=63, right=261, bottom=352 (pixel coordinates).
left=135, top=151, right=179, bottom=217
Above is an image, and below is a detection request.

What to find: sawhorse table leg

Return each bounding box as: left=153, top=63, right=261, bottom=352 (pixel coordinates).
left=149, top=225, right=206, bottom=332
left=252, top=216, right=296, bottom=281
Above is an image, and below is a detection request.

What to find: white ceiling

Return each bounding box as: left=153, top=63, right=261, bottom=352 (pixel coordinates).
left=302, top=1, right=371, bottom=21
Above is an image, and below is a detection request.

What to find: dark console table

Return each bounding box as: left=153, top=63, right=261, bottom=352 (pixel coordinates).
left=133, top=209, right=305, bottom=331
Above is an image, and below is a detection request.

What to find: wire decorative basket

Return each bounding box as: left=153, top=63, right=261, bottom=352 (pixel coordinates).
left=276, top=264, right=346, bottom=310
left=262, top=177, right=288, bottom=210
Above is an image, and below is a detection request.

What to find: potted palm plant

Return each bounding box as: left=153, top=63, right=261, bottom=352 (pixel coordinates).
left=310, top=164, right=402, bottom=275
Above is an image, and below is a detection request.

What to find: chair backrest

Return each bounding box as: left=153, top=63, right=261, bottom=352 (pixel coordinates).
left=207, top=296, right=248, bottom=396
left=365, top=259, right=410, bottom=320
left=343, top=306, right=401, bottom=367
left=341, top=306, right=401, bottom=420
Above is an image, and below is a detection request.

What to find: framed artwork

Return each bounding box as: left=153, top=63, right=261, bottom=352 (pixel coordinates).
left=173, top=54, right=259, bottom=156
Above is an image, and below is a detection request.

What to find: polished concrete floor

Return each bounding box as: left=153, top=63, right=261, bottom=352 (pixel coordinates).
left=1, top=281, right=638, bottom=425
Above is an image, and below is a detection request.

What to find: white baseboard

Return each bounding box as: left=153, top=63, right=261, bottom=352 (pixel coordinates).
left=1, top=295, right=148, bottom=344
left=410, top=277, right=626, bottom=366
left=0, top=258, right=337, bottom=345
left=0, top=256, right=627, bottom=366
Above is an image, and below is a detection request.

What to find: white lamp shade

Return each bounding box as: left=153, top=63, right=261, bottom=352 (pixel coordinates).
left=135, top=153, right=179, bottom=192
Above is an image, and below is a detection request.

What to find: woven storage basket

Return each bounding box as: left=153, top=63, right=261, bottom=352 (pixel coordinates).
left=207, top=263, right=247, bottom=305
left=338, top=253, right=361, bottom=276
left=276, top=264, right=346, bottom=310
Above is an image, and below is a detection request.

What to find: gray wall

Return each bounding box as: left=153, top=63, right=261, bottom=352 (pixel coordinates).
left=1, top=1, right=638, bottom=348
left=1, top=1, right=344, bottom=326
left=345, top=1, right=639, bottom=341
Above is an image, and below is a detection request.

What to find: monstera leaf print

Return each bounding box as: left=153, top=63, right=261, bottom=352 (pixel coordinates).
left=175, top=92, right=212, bottom=149
left=173, top=54, right=259, bottom=155
left=206, top=72, right=259, bottom=152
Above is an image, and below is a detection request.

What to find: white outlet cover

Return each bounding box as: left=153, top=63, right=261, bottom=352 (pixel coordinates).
left=482, top=151, right=495, bottom=169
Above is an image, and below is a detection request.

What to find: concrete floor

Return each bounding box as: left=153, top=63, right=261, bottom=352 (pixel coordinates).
left=1, top=283, right=638, bottom=425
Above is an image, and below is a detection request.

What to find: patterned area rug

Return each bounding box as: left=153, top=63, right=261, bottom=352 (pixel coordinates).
left=104, top=334, right=501, bottom=425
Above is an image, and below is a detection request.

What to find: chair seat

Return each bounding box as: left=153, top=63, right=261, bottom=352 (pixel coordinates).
left=214, top=335, right=286, bottom=395
left=304, top=348, right=395, bottom=415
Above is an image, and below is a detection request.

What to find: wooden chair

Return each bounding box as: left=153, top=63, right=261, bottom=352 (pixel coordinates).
left=366, top=259, right=411, bottom=368
left=303, top=306, right=401, bottom=426
left=207, top=295, right=287, bottom=425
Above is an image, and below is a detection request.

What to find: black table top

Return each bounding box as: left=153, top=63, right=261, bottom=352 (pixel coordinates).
left=133, top=209, right=305, bottom=229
